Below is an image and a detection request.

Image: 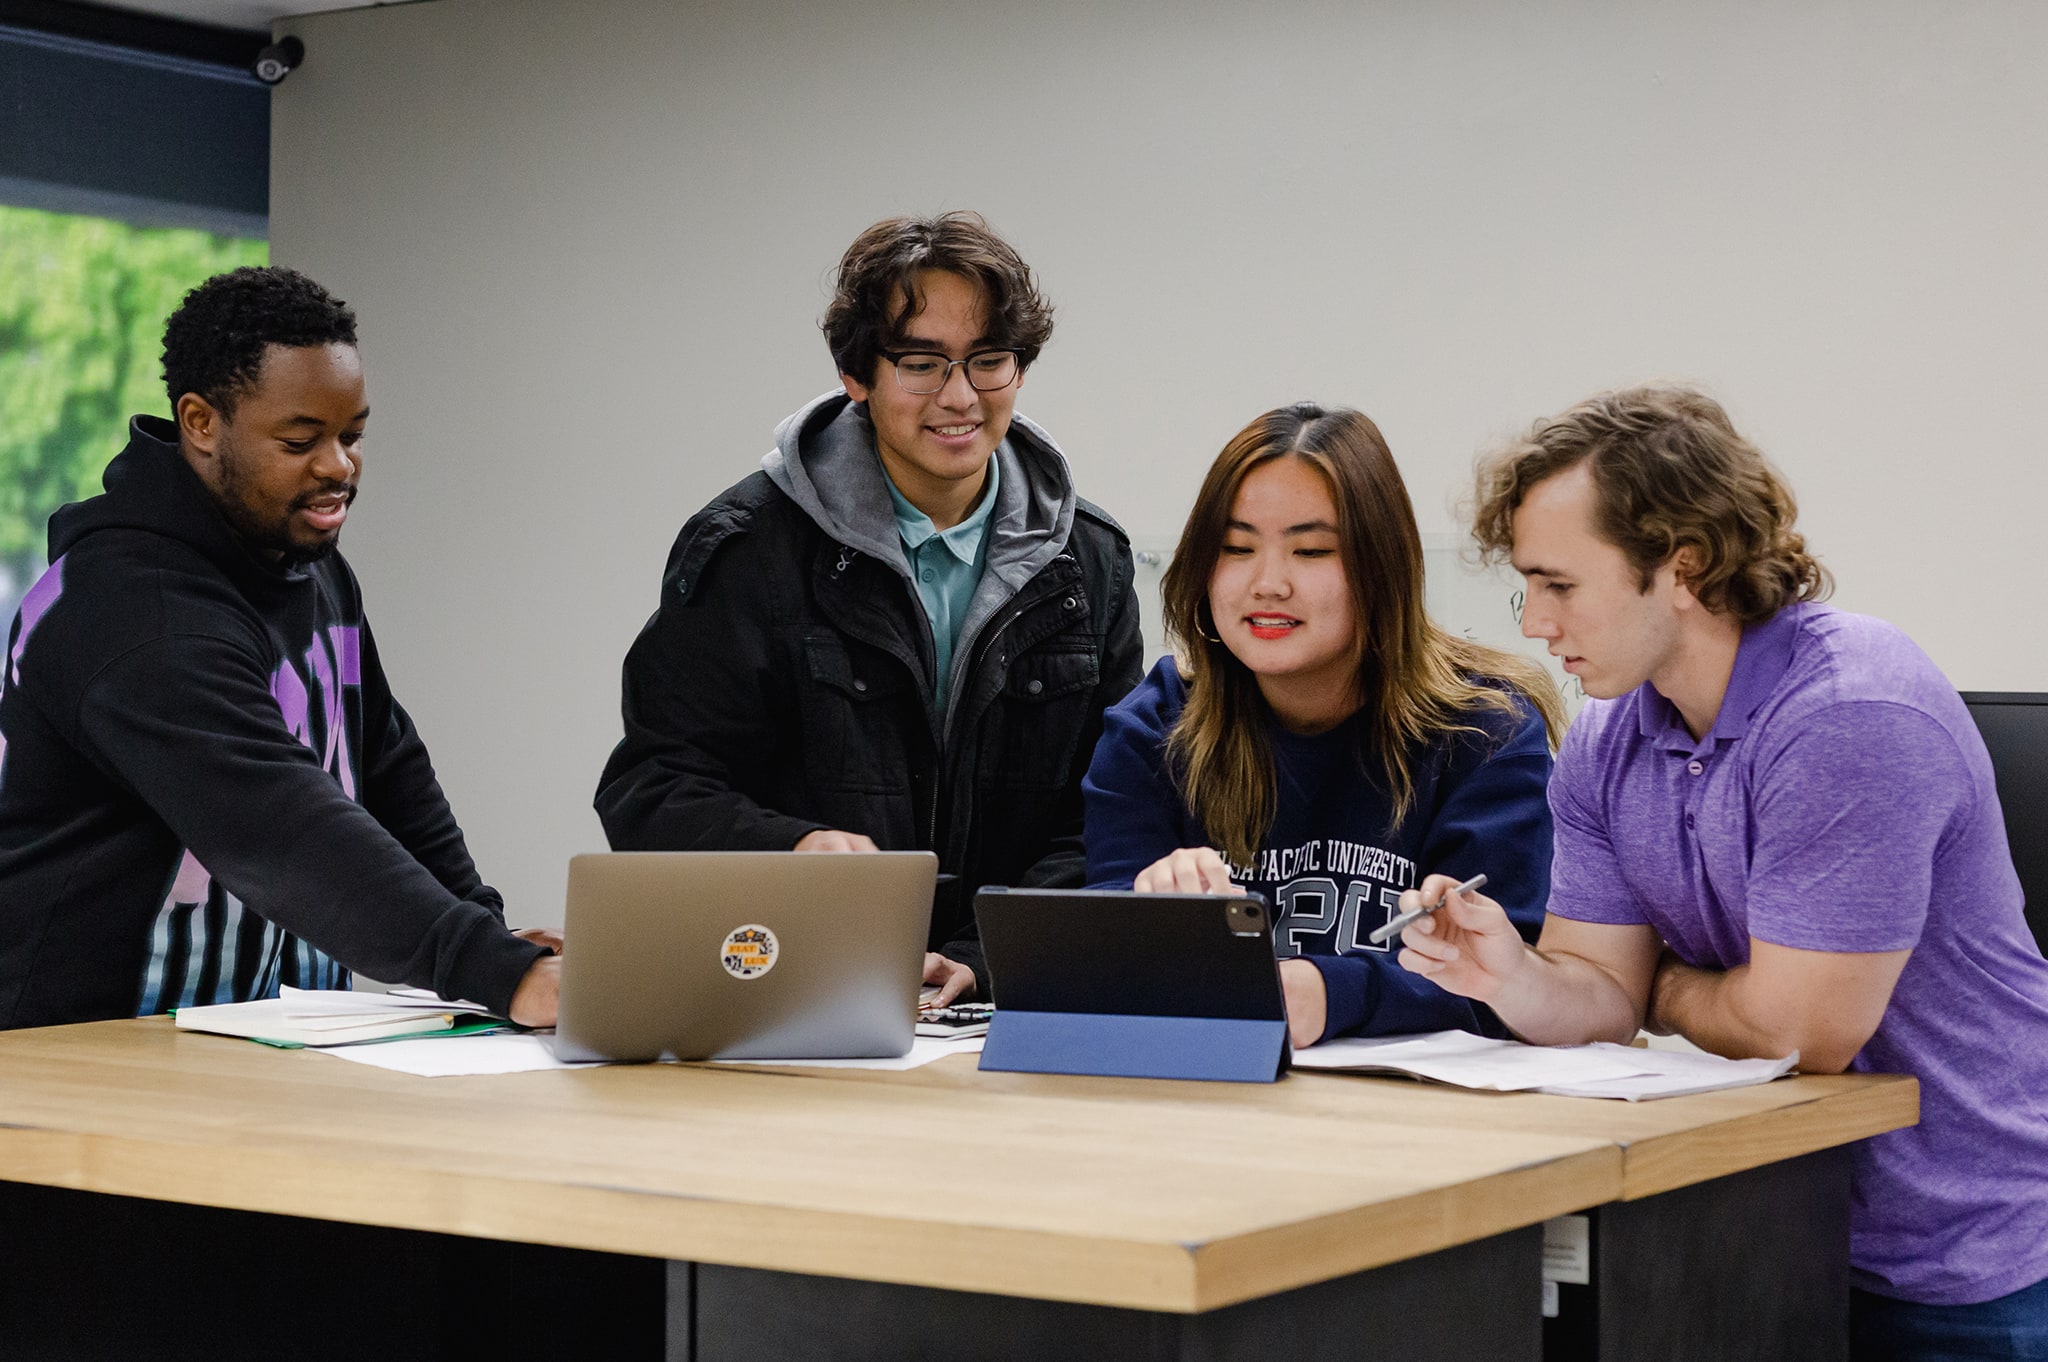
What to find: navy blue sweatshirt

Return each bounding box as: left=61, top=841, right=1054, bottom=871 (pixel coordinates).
left=0, top=417, right=544, bottom=1027
left=1083, top=658, right=1553, bottom=1041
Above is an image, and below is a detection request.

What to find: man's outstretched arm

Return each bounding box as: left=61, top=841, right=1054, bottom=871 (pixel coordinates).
left=79, top=635, right=548, bottom=1018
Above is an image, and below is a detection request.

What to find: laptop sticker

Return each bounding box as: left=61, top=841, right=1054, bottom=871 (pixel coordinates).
left=720, top=924, right=779, bottom=979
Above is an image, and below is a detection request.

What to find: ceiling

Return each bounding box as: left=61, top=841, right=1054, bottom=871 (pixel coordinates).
left=97, top=0, right=409, bottom=35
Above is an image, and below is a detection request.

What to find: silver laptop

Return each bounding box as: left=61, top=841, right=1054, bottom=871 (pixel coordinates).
left=552, top=851, right=937, bottom=1062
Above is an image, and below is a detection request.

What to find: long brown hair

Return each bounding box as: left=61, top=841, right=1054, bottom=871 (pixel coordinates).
left=1164, top=403, right=1565, bottom=867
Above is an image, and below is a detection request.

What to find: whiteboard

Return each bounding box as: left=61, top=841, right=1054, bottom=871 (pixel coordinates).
left=265, top=0, right=2048, bottom=926
left=1130, top=532, right=1585, bottom=719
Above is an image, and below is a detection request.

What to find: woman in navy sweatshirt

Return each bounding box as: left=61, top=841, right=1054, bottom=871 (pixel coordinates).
left=1082, top=403, right=1565, bottom=1046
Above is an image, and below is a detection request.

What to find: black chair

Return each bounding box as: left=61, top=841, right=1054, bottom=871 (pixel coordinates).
left=1961, top=692, right=2048, bottom=956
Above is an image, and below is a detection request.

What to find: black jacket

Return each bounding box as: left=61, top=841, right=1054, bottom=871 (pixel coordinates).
left=594, top=395, right=1144, bottom=989
left=0, top=417, right=545, bottom=1027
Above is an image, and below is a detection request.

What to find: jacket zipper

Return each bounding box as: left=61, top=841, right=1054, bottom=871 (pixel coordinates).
left=931, top=597, right=1038, bottom=854
left=927, top=546, right=1086, bottom=864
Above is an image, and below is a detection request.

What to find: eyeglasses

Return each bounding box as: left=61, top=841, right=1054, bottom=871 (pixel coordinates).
left=880, top=349, right=1021, bottom=395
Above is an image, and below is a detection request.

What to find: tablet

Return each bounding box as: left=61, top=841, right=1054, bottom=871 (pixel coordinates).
left=973, top=887, right=1290, bottom=1082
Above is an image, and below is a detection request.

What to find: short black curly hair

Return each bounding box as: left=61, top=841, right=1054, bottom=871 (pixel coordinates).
left=162, top=266, right=358, bottom=416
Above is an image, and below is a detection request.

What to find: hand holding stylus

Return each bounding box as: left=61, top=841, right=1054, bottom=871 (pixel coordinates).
left=1393, top=873, right=1533, bottom=1006
left=1368, top=873, right=1487, bottom=945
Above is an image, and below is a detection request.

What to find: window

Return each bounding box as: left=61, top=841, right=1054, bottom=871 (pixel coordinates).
left=1, top=12, right=269, bottom=622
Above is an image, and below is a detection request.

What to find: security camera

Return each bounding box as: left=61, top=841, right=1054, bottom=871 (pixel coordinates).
left=253, top=36, right=304, bottom=85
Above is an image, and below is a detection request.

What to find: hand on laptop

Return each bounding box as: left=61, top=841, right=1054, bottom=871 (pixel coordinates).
left=791, top=832, right=968, bottom=1003
left=508, top=954, right=561, bottom=1028
left=923, top=952, right=976, bottom=1005
left=513, top=926, right=563, bottom=954
left=795, top=829, right=880, bottom=853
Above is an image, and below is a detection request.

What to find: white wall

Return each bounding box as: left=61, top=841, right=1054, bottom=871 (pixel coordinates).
left=269, top=0, right=2048, bottom=926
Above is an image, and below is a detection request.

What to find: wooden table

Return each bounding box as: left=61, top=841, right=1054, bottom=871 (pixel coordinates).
left=0, top=1019, right=1915, bottom=1362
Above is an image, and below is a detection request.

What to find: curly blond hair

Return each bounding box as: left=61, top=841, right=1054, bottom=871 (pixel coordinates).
left=1470, top=385, right=1829, bottom=622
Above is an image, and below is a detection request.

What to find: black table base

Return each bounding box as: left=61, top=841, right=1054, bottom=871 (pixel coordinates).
left=0, top=1146, right=1849, bottom=1362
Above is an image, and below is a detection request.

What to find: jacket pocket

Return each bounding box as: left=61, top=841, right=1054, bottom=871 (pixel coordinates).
left=799, top=631, right=915, bottom=795
left=993, top=645, right=1101, bottom=790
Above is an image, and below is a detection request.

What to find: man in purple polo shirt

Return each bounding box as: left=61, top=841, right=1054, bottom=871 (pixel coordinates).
left=1396, top=385, right=2048, bottom=1359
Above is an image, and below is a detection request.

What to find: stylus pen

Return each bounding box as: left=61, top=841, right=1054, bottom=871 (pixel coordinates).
left=1367, top=873, right=1489, bottom=946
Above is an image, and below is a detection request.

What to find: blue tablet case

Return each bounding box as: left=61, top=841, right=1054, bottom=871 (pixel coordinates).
left=973, top=888, right=1290, bottom=1083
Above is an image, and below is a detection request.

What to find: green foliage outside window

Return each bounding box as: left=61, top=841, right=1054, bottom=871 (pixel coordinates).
left=0, top=203, right=266, bottom=598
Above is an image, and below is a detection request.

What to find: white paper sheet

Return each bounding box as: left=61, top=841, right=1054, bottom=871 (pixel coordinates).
left=1536, top=1044, right=1798, bottom=1100
left=711, top=1036, right=985, bottom=1071
left=318, top=1033, right=594, bottom=1075
left=1291, top=1030, right=1796, bottom=1099
left=1293, top=1031, right=1646, bottom=1089
left=316, top=1032, right=984, bottom=1077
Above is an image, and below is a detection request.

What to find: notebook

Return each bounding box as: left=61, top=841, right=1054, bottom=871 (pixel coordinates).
left=172, top=988, right=481, bottom=1047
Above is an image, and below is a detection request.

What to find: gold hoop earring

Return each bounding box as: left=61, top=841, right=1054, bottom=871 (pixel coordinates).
left=1195, top=604, right=1223, bottom=644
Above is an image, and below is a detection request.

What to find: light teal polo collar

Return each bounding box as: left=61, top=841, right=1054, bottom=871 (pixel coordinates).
left=884, top=454, right=1001, bottom=565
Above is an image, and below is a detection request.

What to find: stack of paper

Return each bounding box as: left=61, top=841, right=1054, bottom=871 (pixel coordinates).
left=1291, top=1030, right=1798, bottom=1101
left=173, top=986, right=499, bottom=1048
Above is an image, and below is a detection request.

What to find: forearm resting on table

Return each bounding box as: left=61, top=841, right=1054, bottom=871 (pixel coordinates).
left=1649, top=942, right=1906, bottom=1074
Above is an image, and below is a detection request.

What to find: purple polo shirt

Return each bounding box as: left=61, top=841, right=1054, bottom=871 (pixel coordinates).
left=1549, top=602, right=2048, bottom=1305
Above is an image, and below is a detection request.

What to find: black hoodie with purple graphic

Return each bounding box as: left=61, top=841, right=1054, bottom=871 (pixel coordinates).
left=0, top=416, right=544, bottom=1027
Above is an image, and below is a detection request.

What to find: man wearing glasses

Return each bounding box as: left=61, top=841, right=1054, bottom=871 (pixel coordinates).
left=596, top=213, right=1142, bottom=1004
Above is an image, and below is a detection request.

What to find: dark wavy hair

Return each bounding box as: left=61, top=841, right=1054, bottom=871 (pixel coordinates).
left=162, top=266, right=358, bottom=416
left=1164, top=403, right=1565, bottom=866
left=822, top=212, right=1053, bottom=386
left=1471, top=385, right=1830, bottom=623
